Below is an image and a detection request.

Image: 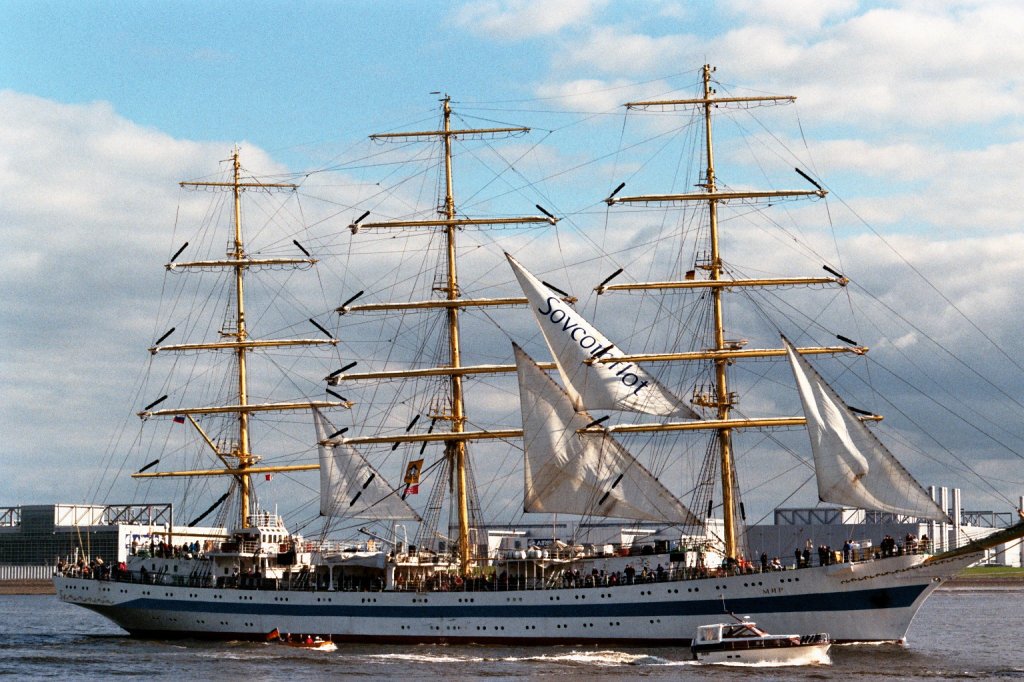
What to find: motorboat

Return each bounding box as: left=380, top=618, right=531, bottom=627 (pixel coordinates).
left=691, top=619, right=831, bottom=665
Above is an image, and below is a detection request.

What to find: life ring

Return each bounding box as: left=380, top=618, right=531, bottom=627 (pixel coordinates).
left=454, top=576, right=463, bottom=587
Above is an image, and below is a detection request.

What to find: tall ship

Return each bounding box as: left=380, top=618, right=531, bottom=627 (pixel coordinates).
left=56, top=66, right=1024, bottom=644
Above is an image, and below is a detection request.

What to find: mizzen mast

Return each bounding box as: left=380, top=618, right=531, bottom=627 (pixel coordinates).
left=603, top=65, right=848, bottom=561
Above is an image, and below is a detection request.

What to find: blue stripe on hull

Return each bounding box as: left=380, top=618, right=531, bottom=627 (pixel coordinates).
left=119, top=627, right=695, bottom=646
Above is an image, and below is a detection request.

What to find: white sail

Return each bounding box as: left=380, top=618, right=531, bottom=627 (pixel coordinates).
left=314, top=407, right=420, bottom=521
left=507, top=253, right=700, bottom=419
left=514, top=343, right=701, bottom=525
left=782, top=337, right=947, bottom=521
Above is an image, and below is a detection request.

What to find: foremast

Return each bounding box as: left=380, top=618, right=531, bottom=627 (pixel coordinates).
left=335, top=97, right=557, bottom=574
left=603, top=65, right=853, bottom=561
left=134, top=149, right=350, bottom=529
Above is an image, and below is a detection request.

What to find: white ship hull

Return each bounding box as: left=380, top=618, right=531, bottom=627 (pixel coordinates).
left=55, top=551, right=976, bottom=645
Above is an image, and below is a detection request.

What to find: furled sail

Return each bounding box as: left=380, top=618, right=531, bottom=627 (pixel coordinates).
left=507, top=253, right=699, bottom=418
left=782, top=337, right=947, bottom=520
left=314, top=407, right=420, bottom=521
left=514, top=343, right=701, bottom=525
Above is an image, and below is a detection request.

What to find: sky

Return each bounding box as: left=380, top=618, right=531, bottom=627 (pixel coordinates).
left=4, top=0, right=1024, bottom=531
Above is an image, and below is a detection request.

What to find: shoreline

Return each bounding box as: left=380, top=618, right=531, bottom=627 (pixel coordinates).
left=0, top=580, right=56, bottom=595
left=4, top=572, right=1022, bottom=596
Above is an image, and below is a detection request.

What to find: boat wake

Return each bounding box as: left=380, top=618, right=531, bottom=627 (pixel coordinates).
left=700, top=650, right=832, bottom=668
left=502, top=650, right=684, bottom=667
left=368, top=652, right=486, bottom=664
left=368, top=649, right=692, bottom=667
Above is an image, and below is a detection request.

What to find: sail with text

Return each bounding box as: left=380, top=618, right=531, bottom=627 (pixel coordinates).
left=514, top=343, right=701, bottom=525
left=782, top=336, right=947, bottom=520
left=314, top=407, right=420, bottom=521
left=507, top=253, right=700, bottom=419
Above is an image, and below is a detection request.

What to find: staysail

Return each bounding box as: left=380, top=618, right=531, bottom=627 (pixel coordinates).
left=507, top=253, right=699, bottom=418
left=514, top=343, right=701, bottom=525
left=782, top=336, right=947, bottom=520
left=314, top=407, right=420, bottom=521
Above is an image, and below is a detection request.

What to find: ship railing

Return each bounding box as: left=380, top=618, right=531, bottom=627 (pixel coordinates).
left=306, top=540, right=376, bottom=556
left=246, top=512, right=285, bottom=528
left=791, top=541, right=929, bottom=568
left=213, top=539, right=263, bottom=554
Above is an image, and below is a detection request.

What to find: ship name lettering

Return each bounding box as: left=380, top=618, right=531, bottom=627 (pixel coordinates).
left=538, top=297, right=650, bottom=396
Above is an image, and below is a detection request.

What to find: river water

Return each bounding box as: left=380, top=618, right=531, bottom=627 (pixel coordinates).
left=2, top=586, right=1022, bottom=680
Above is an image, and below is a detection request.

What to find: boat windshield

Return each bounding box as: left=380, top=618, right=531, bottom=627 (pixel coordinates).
left=697, top=625, right=723, bottom=642
left=723, top=623, right=763, bottom=638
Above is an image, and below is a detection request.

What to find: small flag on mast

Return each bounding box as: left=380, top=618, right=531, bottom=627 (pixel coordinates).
left=173, top=415, right=186, bottom=424
left=404, top=459, right=423, bottom=485
left=403, top=459, right=424, bottom=495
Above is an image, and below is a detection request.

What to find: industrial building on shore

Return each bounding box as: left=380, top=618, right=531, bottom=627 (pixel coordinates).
left=0, top=503, right=219, bottom=582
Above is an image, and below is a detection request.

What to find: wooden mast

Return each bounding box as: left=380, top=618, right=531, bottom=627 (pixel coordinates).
left=229, top=151, right=255, bottom=529
left=606, top=65, right=839, bottom=562
left=439, top=97, right=473, bottom=574
left=139, top=150, right=351, bottom=529
left=340, top=97, right=556, bottom=575
left=699, top=64, right=741, bottom=561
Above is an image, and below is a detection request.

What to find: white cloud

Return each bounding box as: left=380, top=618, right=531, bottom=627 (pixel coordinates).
left=555, top=27, right=696, bottom=77
left=654, top=1, right=691, bottom=20
left=454, top=0, right=609, bottom=40
left=724, top=0, right=859, bottom=32
left=750, top=3, right=1024, bottom=126
left=0, top=91, right=292, bottom=503
left=806, top=136, right=1024, bottom=234
left=530, top=2, right=1024, bottom=132
left=802, top=138, right=939, bottom=180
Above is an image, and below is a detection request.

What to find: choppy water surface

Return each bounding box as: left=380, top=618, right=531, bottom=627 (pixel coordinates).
left=2, top=587, right=1022, bottom=680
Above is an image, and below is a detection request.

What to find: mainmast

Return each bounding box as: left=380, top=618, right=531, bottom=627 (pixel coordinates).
left=603, top=66, right=851, bottom=561
left=334, top=97, right=556, bottom=574
left=439, top=98, right=473, bottom=573
left=134, top=149, right=351, bottom=529
left=698, top=65, right=741, bottom=559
